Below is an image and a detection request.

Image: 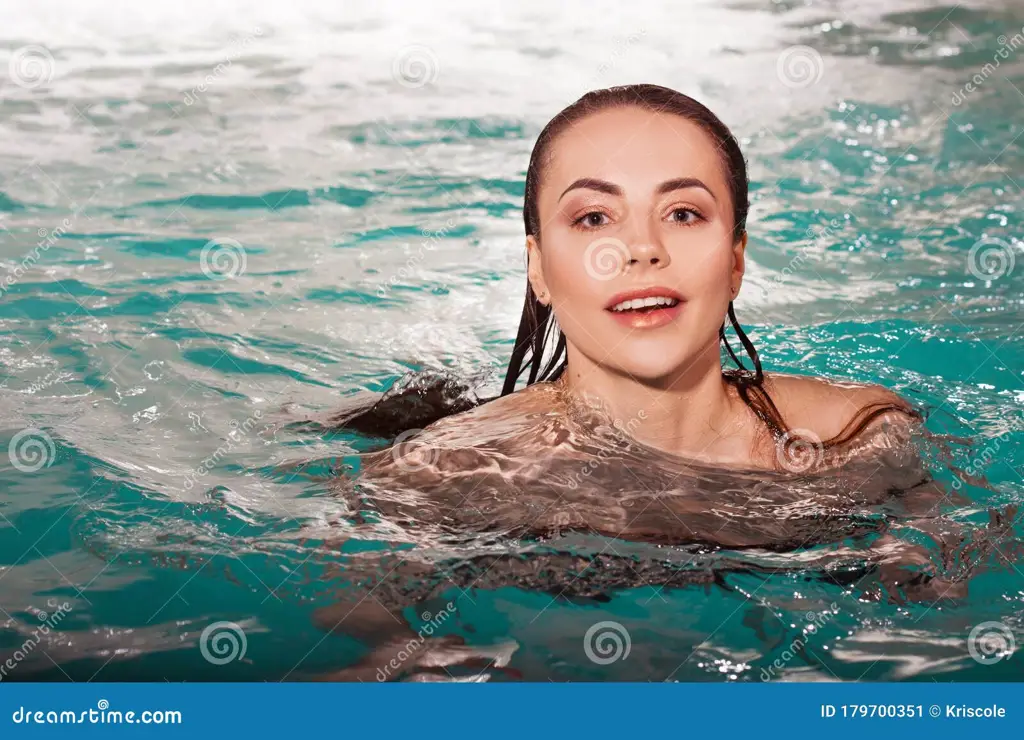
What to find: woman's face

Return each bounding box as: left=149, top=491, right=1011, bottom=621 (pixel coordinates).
left=528, top=105, right=746, bottom=385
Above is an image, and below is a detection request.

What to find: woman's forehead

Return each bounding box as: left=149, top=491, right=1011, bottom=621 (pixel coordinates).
left=542, top=107, right=729, bottom=196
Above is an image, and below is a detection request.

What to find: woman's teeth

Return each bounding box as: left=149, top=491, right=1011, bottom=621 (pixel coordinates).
left=610, top=296, right=680, bottom=312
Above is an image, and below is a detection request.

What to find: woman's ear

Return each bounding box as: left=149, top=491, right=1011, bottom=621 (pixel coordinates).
left=526, top=235, right=551, bottom=305
left=730, top=232, right=747, bottom=298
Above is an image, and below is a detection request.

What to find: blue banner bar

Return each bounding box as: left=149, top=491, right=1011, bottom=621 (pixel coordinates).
left=0, top=683, right=1019, bottom=738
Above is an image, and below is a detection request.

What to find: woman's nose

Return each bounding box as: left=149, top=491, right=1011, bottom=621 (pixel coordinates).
left=627, top=237, right=671, bottom=269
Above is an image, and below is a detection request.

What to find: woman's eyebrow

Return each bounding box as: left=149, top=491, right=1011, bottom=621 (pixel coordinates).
left=558, top=177, right=620, bottom=201
left=558, top=176, right=717, bottom=202
left=656, top=177, right=717, bottom=201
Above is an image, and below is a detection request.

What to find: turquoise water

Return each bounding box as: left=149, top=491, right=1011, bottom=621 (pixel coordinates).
left=1, top=0, right=1023, bottom=681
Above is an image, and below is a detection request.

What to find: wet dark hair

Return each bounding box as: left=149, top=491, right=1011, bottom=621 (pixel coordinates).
left=331, top=84, right=918, bottom=461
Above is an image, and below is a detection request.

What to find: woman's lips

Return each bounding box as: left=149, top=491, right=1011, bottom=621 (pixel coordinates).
left=604, top=286, right=686, bottom=330
left=606, top=301, right=684, bottom=329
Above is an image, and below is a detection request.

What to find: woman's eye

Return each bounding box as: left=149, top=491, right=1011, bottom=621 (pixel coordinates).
left=573, top=211, right=609, bottom=229
left=669, top=208, right=702, bottom=224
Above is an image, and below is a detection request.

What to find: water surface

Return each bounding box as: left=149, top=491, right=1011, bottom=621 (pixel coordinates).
left=1, top=0, right=1022, bottom=681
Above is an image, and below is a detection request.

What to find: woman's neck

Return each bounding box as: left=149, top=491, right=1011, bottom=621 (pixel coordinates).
left=556, top=345, right=755, bottom=463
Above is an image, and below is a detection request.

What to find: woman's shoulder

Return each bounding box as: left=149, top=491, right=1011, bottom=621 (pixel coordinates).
left=763, top=372, right=918, bottom=444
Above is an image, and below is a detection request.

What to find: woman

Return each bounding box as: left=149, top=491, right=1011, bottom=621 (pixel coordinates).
left=311, top=85, right=990, bottom=681
left=339, top=83, right=917, bottom=470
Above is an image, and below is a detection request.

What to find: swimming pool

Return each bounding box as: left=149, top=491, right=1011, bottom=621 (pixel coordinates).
left=1, top=0, right=1022, bottom=681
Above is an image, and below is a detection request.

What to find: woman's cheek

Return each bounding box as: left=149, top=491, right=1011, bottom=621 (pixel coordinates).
left=546, top=245, right=597, bottom=301
left=683, top=238, right=734, bottom=292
